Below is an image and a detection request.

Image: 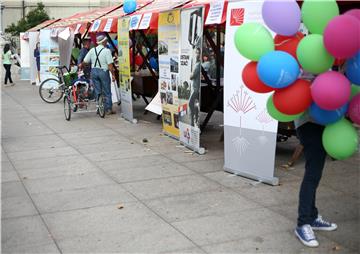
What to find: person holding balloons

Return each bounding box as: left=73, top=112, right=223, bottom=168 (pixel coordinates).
left=235, top=0, right=359, bottom=248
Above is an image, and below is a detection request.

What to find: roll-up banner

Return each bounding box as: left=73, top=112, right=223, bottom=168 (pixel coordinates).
left=223, top=1, right=279, bottom=185
left=158, top=10, right=181, bottom=139
left=39, top=29, right=60, bottom=86
left=29, top=32, right=39, bottom=84
left=118, top=17, right=135, bottom=123
left=20, top=32, right=30, bottom=80
left=178, top=7, right=205, bottom=154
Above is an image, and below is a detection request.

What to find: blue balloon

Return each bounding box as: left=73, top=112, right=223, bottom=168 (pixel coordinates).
left=346, top=50, right=360, bottom=86
left=309, top=102, right=349, bottom=126
left=149, top=57, right=158, bottom=70
left=257, top=51, right=300, bottom=88
left=123, top=0, right=137, bottom=14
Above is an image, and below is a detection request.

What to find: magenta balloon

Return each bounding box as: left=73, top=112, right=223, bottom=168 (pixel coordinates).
left=262, top=0, right=301, bottom=36
left=345, top=9, right=360, bottom=21
left=348, top=94, right=360, bottom=125
left=311, top=71, right=351, bottom=110
left=324, top=15, right=360, bottom=59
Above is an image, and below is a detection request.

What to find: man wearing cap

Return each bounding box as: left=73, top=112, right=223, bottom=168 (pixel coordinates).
left=81, top=34, right=116, bottom=115
left=77, top=37, right=91, bottom=79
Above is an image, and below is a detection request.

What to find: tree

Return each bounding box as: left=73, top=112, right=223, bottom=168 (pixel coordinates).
left=5, top=2, right=50, bottom=36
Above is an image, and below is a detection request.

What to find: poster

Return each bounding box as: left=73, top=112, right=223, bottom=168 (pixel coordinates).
left=224, top=1, right=278, bottom=185
left=29, top=31, right=39, bottom=84
left=158, top=10, right=181, bottom=138
left=20, top=32, right=30, bottom=80
left=178, top=7, right=204, bottom=152
left=118, top=17, right=134, bottom=122
left=40, top=29, right=60, bottom=86
left=205, top=0, right=225, bottom=25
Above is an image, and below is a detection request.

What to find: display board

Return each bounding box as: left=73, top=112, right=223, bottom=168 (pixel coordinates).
left=158, top=10, right=181, bottom=139
left=39, top=29, right=60, bottom=86
left=118, top=17, right=134, bottom=122
left=223, top=1, right=278, bottom=185
left=29, top=32, right=39, bottom=84
left=20, top=32, right=30, bottom=80
left=178, top=7, right=204, bottom=153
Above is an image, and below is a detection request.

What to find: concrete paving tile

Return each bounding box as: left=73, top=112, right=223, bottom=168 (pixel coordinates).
left=1, top=215, right=53, bottom=248
left=321, top=173, right=359, bottom=199
left=319, top=220, right=360, bottom=252
left=1, top=135, right=68, bottom=153
left=66, top=135, right=130, bottom=148
left=183, top=159, right=224, bottom=174
left=43, top=203, right=196, bottom=253
left=6, top=146, right=79, bottom=162
left=59, top=129, right=118, bottom=141
left=1, top=181, right=28, bottom=198
left=202, top=231, right=352, bottom=254
left=163, top=150, right=223, bottom=163
left=106, top=163, right=194, bottom=183
left=269, top=194, right=359, bottom=225
left=17, top=161, right=98, bottom=180
left=2, top=121, right=53, bottom=138
left=172, top=208, right=293, bottom=246
left=123, top=175, right=221, bottom=200
left=204, top=171, right=263, bottom=190
left=96, top=154, right=173, bottom=171
left=31, top=184, right=136, bottom=213
left=1, top=165, right=19, bottom=183
left=76, top=142, right=143, bottom=154
left=45, top=119, right=109, bottom=134
left=23, top=171, right=114, bottom=194
left=11, top=155, right=90, bottom=171
left=1, top=194, right=38, bottom=219
left=145, top=189, right=260, bottom=223
left=159, top=247, right=206, bottom=254
left=85, top=148, right=159, bottom=162
left=1, top=242, right=60, bottom=254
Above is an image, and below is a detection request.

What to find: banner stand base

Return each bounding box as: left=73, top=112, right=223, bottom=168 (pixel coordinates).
left=180, top=142, right=206, bottom=155
left=120, top=113, right=137, bottom=124
left=224, top=167, right=279, bottom=186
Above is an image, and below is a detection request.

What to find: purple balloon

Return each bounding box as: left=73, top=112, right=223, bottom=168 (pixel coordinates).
left=345, top=9, right=360, bottom=21
left=262, top=0, right=301, bottom=36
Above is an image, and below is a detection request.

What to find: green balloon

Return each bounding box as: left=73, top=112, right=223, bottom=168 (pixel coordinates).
left=297, top=34, right=334, bottom=74
left=350, top=84, right=360, bottom=100
left=322, top=118, right=359, bottom=160
left=301, top=0, right=339, bottom=34
left=267, top=95, right=303, bottom=122
left=234, top=23, right=274, bottom=61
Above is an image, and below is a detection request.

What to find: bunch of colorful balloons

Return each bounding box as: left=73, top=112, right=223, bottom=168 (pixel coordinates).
left=235, top=0, right=359, bottom=160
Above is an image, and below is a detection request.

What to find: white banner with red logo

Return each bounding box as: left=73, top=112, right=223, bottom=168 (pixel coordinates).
left=223, top=1, right=278, bottom=185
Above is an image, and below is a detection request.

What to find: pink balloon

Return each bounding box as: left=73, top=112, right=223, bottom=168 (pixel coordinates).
left=324, top=15, right=360, bottom=59
left=349, top=94, right=360, bottom=125
left=311, top=71, right=351, bottom=110
left=345, top=9, right=360, bottom=21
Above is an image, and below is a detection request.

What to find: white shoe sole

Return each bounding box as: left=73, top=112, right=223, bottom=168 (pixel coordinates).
left=295, top=230, right=319, bottom=248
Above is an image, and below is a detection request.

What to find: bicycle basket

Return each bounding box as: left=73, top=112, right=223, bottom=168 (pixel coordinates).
left=63, top=72, right=78, bottom=86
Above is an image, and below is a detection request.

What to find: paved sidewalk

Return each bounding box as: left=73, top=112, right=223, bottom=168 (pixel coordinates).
left=1, top=77, right=359, bottom=253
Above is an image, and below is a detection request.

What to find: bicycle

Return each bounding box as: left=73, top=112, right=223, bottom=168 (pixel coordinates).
left=63, top=71, right=106, bottom=121
left=39, top=66, right=76, bottom=103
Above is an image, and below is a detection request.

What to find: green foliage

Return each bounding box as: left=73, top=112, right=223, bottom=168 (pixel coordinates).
left=5, top=2, right=50, bottom=36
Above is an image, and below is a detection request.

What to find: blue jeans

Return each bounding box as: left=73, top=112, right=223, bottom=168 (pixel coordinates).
left=296, top=122, right=327, bottom=226
left=91, top=68, right=112, bottom=111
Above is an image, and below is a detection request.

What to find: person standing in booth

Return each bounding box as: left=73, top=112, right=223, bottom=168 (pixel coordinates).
left=77, top=37, right=91, bottom=79
left=34, top=42, right=41, bottom=84
left=80, top=34, right=116, bottom=115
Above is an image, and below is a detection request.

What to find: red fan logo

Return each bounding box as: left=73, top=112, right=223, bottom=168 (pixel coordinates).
left=230, top=8, right=244, bottom=26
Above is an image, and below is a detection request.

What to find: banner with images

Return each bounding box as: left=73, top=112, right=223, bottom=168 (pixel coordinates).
left=178, top=7, right=204, bottom=153
left=29, top=32, right=39, bottom=84
left=20, top=32, right=30, bottom=80
left=118, top=17, right=134, bottom=122
left=158, top=10, right=181, bottom=139
left=40, top=29, right=60, bottom=86
left=224, top=1, right=278, bottom=185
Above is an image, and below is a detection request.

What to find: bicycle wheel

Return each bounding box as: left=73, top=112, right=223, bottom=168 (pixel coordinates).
left=39, top=78, right=64, bottom=103
left=64, top=95, right=71, bottom=121
left=98, top=94, right=105, bottom=118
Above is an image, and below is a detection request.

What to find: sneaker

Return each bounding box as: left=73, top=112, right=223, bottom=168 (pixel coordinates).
left=311, top=215, right=337, bottom=231
left=105, top=110, right=115, bottom=115
left=295, top=224, right=319, bottom=247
